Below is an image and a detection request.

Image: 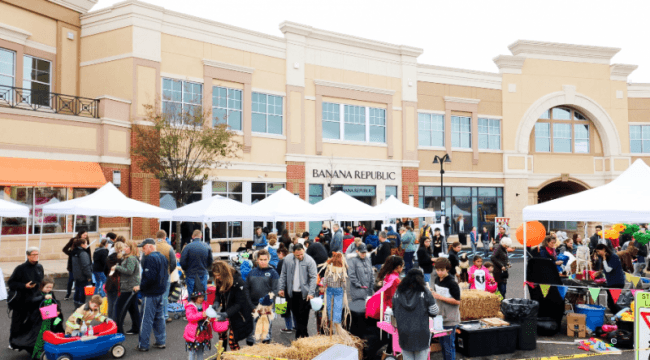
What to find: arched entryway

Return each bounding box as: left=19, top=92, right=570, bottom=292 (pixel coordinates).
left=537, top=180, right=588, bottom=203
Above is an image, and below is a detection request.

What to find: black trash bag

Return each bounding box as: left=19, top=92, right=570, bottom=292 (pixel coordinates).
left=501, top=299, right=540, bottom=321
left=607, top=330, right=634, bottom=349
left=617, top=290, right=634, bottom=308
left=537, top=317, right=559, bottom=336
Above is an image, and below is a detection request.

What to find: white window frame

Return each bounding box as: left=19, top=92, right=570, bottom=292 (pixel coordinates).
left=252, top=92, right=283, bottom=135
left=630, top=125, right=650, bottom=154
left=478, top=118, right=501, bottom=150
left=22, top=55, right=52, bottom=107
left=162, top=78, right=203, bottom=126
left=212, top=181, right=244, bottom=239
left=369, top=107, right=386, bottom=143
left=322, top=102, right=386, bottom=144
left=0, top=47, right=15, bottom=87
left=451, top=115, right=472, bottom=149
left=418, top=113, right=445, bottom=148
left=574, top=124, right=590, bottom=154
left=212, top=86, right=242, bottom=131
left=553, top=123, right=572, bottom=153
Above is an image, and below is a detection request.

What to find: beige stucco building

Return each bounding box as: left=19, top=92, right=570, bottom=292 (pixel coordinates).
left=1, top=0, right=649, bottom=260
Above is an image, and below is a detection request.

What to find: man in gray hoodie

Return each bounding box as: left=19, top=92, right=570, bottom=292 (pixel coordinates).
left=278, top=244, right=317, bottom=339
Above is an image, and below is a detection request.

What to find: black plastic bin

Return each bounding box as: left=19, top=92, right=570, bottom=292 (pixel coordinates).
left=456, top=321, right=520, bottom=357
left=501, top=298, right=539, bottom=351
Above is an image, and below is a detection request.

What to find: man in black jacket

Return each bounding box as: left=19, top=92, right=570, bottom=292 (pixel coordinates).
left=371, top=231, right=391, bottom=270
left=8, top=247, right=44, bottom=351
left=305, top=240, right=328, bottom=277
left=137, top=239, right=169, bottom=351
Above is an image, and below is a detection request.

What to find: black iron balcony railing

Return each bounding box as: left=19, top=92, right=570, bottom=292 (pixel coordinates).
left=0, top=85, right=99, bottom=118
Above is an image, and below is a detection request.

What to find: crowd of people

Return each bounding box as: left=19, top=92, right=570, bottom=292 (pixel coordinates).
left=7, top=219, right=516, bottom=360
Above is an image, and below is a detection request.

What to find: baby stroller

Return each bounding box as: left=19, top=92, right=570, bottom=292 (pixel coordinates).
left=168, top=253, right=188, bottom=320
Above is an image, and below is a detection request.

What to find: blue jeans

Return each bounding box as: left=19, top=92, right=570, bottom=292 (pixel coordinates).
left=284, top=311, right=295, bottom=330
left=163, top=281, right=170, bottom=319
left=441, top=325, right=457, bottom=360
left=93, top=272, right=106, bottom=297
left=482, top=242, right=491, bottom=258
left=498, top=282, right=507, bottom=298
left=186, top=274, right=208, bottom=298
left=66, top=272, right=74, bottom=297
left=374, top=264, right=382, bottom=271
left=74, top=278, right=88, bottom=307
left=139, top=294, right=166, bottom=349
left=424, top=273, right=431, bottom=288
left=107, top=291, right=118, bottom=320
left=247, top=314, right=273, bottom=343
left=188, top=348, right=203, bottom=360
left=404, top=251, right=415, bottom=272
left=326, top=287, right=344, bottom=324
left=470, top=241, right=477, bottom=255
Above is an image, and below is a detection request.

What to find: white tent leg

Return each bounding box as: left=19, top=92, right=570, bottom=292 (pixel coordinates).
left=0, top=216, right=3, bottom=251
left=130, top=217, right=133, bottom=240
left=523, top=221, right=528, bottom=300
left=73, top=214, right=77, bottom=234
left=38, top=227, right=43, bottom=252
left=25, top=216, right=29, bottom=261
left=169, top=221, right=172, bottom=240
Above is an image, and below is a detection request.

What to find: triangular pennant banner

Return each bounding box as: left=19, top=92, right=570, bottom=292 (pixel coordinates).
left=609, top=289, right=622, bottom=304
left=631, top=289, right=639, bottom=297
left=632, top=276, right=641, bottom=288
left=540, top=284, right=551, bottom=298
left=589, top=288, right=601, bottom=303
left=525, top=281, right=536, bottom=289
left=626, top=273, right=633, bottom=282
left=557, top=286, right=568, bottom=300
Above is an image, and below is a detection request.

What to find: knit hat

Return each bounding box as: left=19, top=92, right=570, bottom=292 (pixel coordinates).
left=259, top=294, right=273, bottom=306
left=190, top=274, right=205, bottom=298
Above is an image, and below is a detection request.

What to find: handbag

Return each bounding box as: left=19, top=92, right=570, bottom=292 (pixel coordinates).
left=274, top=297, right=287, bottom=315
left=212, top=320, right=230, bottom=333
left=501, top=269, right=509, bottom=280
left=40, top=302, right=58, bottom=320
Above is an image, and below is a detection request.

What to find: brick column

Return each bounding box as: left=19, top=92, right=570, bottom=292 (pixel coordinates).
left=286, top=161, right=306, bottom=233
left=402, top=167, right=420, bottom=229
left=129, top=125, right=161, bottom=240
left=99, top=164, right=131, bottom=229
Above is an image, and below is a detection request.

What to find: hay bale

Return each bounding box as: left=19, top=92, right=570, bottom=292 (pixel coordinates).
left=460, top=290, right=501, bottom=321
left=223, top=343, right=291, bottom=360
left=285, top=334, right=364, bottom=360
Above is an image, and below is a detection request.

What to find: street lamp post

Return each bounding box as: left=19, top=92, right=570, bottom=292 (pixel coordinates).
left=432, top=154, right=451, bottom=223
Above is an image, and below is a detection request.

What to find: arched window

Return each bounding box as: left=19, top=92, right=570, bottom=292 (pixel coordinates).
left=533, top=107, right=591, bottom=154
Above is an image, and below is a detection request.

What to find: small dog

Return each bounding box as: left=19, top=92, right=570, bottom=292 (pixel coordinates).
left=457, top=253, right=470, bottom=283
left=617, top=246, right=639, bottom=273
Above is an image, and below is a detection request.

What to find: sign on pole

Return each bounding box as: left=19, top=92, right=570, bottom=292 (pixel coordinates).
left=635, top=291, right=650, bottom=360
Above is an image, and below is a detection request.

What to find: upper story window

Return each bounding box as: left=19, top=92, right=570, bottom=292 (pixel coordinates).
left=162, top=78, right=202, bottom=126
left=534, top=107, right=590, bottom=154
left=418, top=113, right=444, bottom=147
left=0, top=48, right=15, bottom=88
left=213, top=86, right=242, bottom=131
left=451, top=116, right=471, bottom=149
left=478, top=118, right=501, bottom=150
left=322, top=102, right=386, bottom=144
left=23, top=55, right=51, bottom=106
left=252, top=92, right=282, bottom=135
left=630, top=125, right=650, bottom=154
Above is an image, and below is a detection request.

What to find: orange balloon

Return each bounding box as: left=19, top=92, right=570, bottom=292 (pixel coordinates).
left=516, top=221, right=546, bottom=246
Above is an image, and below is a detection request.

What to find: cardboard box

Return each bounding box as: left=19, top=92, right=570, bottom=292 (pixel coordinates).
left=567, top=313, right=587, bottom=337
left=430, top=343, right=442, bottom=353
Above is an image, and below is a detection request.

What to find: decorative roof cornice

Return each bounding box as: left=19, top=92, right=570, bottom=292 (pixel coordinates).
left=314, top=79, right=395, bottom=96
left=628, top=83, right=650, bottom=99
left=203, top=59, right=254, bottom=74
left=492, top=55, right=526, bottom=74
left=508, top=40, right=620, bottom=65
left=0, top=22, right=31, bottom=45
left=280, top=21, right=423, bottom=58
left=610, top=64, right=638, bottom=81
left=417, top=64, right=501, bottom=90
left=444, top=96, right=480, bottom=105
left=49, top=0, right=97, bottom=14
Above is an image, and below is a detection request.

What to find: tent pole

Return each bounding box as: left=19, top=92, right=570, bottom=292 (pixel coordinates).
left=25, top=215, right=29, bottom=261
left=169, top=221, right=172, bottom=243
left=523, top=221, right=528, bottom=300
left=73, top=214, right=77, bottom=235
left=0, top=216, right=2, bottom=251
left=38, top=226, right=43, bottom=252
left=130, top=217, right=133, bottom=240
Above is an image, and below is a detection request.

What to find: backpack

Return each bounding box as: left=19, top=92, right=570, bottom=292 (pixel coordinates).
left=365, top=235, right=379, bottom=249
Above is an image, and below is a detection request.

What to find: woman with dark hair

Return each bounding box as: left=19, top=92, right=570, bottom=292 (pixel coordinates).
left=447, top=242, right=461, bottom=278
left=539, top=236, right=563, bottom=266
left=212, top=260, right=253, bottom=351
left=491, top=237, right=512, bottom=298
left=111, top=240, right=141, bottom=335
left=393, top=269, right=439, bottom=360
left=374, top=256, right=404, bottom=314
left=70, top=237, right=93, bottom=308
left=92, top=238, right=109, bottom=297
left=417, top=237, right=434, bottom=287
left=595, top=244, right=625, bottom=313
left=62, top=230, right=88, bottom=300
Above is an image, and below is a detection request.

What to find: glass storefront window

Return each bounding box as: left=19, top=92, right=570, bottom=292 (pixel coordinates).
left=309, top=184, right=324, bottom=240
left=386, top=186, right=397, bottom=200
left=419, top=186, right=504, bottom=235
left=1, top=186, right=32, bottom=235
left=212, top=181, right=244, bottom=239
left=73, top=189, right=98, bottom=233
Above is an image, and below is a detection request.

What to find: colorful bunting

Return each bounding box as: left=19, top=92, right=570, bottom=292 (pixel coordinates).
left=540, top=284, right=551, bottom=298
left=631, top=289, right=639, bottom=297
left=525, top=281, right=536, bottom=289
left=589, top=288, right=601, bottom=303
left=557, top=286, right=568, bottom=299
left=609, top=289, right=622, bottom=304
left=631, top=275, right=641, bottom=288
left=626, top=273, right=633, bottom=282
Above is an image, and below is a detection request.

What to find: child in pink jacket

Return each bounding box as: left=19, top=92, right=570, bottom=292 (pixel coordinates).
left=468, top=255, right=497, bottom=293
left=184, top=282, right=213, bottom=360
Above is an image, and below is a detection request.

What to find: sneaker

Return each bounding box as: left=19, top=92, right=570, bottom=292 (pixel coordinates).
left=246, top=341, right=254, bottom=346
left=262, top=340, right=271, bottom=344
left=136, top=346, right=148, bottom=352
left=166, top=318, right=172, bottom=323
left=125, top=330, right=138, bottom=335
left=63, top=296, right=70, bottom=301
left=152, top=343, right=166, bottom=349
left=281, top=328, right=294, bottom=333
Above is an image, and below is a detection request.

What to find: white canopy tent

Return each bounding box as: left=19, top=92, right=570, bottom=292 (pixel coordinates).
left=250, top=188, right=331, bottom=222
left=521, top=159, right=650, bottom=298
left=311, top=191, right=388, bottom=222
left=42, top=182, right=172, bottom=249
left=374, top=195, right=437, bottom=220
left=0, top=198, right=30, bottom=257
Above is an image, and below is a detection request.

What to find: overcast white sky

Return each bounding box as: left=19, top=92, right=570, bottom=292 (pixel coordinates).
left=94, top=0, right=650, bottom=82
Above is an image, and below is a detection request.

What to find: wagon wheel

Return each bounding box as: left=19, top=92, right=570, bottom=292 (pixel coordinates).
left=111, top=344, right=126, bottom=358
left=40, top=353, right=48, bottom=360
left=56, top=356, right=71, bottom=360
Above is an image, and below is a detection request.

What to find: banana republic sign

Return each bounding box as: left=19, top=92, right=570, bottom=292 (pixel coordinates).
left=312, top=169, right=397, bottom=180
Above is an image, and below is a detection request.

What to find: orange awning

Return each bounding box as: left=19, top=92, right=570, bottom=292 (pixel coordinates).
left=0, top=157, right=107, bottom=188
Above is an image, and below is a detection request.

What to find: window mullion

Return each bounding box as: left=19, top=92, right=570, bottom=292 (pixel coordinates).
left=339, top=103, right=344, bottom=140
left=365, top=107, right=370, bottom=143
